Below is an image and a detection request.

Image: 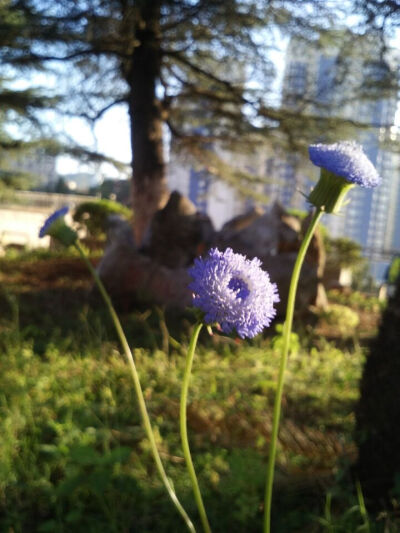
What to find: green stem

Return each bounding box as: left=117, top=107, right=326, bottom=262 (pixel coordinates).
left=263, top=208, right=323, bottom=533
left=180, top=322, right=212, bottom=533
left=356, top=480, right=370, bottom=533
left=74, top=241, right=196, bottom=533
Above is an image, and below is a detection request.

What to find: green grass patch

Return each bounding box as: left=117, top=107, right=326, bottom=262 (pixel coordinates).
left=0, top=305, right=373, bottom=532
left=0, top=251, right=394, bottom=531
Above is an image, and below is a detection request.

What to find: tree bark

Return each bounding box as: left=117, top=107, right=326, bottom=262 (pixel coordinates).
left=127, top=0, right=169, bottom=244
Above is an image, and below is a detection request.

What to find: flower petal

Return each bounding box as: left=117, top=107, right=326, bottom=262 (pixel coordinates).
left=188, top=248, right=279, bottom=339
left=309, top=141, right=381, bottom=188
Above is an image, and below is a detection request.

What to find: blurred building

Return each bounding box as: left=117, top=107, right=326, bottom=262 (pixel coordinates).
left=168, top=31, right=400, bottom=280
left=168, top=58, right=256, bottom=229
left=6, top=149, right=58, bottom=188
left=168, top=146, right=256, bottom=229
left=280, top=32, right=400, bottom=280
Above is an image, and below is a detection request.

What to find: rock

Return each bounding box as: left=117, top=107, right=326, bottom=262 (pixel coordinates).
left=214, top=202, right=326, bottom=314
left=97, top=216, right=192, bottom=309
left=214, top=204, right=281, bottom=257
left=262, top=254, right=320, bottom=315
left=96, top=199, right=326, bottom=315
left=142, top=190, right=215, bottom=268
left=106, top=214, right=137, bottom=248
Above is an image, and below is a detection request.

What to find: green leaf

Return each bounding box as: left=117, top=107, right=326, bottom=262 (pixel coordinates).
left=100, top=446, right=132, bottom=466
left=69, top=445, right=101, bottom=466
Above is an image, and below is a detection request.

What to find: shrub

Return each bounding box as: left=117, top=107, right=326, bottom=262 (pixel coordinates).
left=73, top=199, right=132, bottom=238
left=319, top=304, right=360, bottom=338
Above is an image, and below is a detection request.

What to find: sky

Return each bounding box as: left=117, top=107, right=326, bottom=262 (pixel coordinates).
left=55, top=104, right=132, bottom=178
left=8, top=67, right=132, bottom=179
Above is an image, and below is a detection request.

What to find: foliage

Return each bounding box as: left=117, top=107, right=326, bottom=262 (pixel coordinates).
left=0, top=1, right=69, bottom=191
left=0, top=286, right=373, bottom=531
left=351, top=262, right=377, bottom=293
left=73, top=199, right=132, bottom=238
left=325, top=236, right=365, bottom=269
left=1, top=0, right=388, bottom=220
left=387, top=256, right=400, bottom=285
left=0, top=81, right=57, bottom=191
left=318, top=304, right=360, bottom=338
left=0, top=2, right=129, bottom=191
left=355, top=0, right=400, bottom=35
left=313, top=482, right=376, bottom=532
left=0, top=249, right=394, bottom=531
left=271, top=323, right=301, bottom=355
left=323, top=235, right=377, bottom=293
left=0, top=243, right=99, bottom=264
left=1, top=1, right=343, bottom=139
left=328, top=289, right=384, bottom=313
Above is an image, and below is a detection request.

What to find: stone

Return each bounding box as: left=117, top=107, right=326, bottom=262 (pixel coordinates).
left=214, top=205, right=280, bottom=257
left=96, top=198, right=326, bottom=315
left=214, top=202, right=326, bottom=314
left=97, top=215, right=192, bottom=309
left=142, top=190, right=215, bottom=268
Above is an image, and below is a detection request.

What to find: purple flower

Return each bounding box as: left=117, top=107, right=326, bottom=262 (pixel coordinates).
left=189, top=247, right=279, bottom=339
left=309, top=141, right=381, bottom=188
left=39, top=206, right=77, bottom=246
left=39, top=206, right=69, bottom=238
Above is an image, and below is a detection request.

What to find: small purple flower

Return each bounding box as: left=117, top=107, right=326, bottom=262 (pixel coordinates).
left=39, top=206, right=69, bottom=238
left=189, top=247, right=279, bottom=339
left=38, top=206, right=77, bottom=246
left=309, top=141, right=381, bottom=188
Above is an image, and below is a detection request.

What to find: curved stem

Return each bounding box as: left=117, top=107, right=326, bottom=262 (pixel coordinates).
left=74, top=241, right=196, bottom=533
left=263, top=208, right=323, bottom=533
left=180, top=322, right=212, bottom=533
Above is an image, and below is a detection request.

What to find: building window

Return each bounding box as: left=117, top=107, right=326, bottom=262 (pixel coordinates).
left=316, top=55, right=337, bottom=104
left=286, top=62, right=308, bottom=96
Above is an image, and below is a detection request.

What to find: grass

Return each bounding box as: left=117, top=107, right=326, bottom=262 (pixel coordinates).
left=0, top=249, right=396, bottom=532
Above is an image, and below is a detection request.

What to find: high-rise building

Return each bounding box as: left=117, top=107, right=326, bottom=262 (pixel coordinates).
left=6, top=149, right=58, bottom=188
left=281, top=33, right=400, bottom=280
left=168, top=145, right=252, bottom=229
left=168, top=32, right=400, bottom=280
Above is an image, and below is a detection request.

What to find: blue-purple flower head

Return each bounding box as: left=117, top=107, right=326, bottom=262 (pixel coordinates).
left=39, top=206, right=77, bottom=246
left=39, top=206, right=69, bottom=238
left=189, top=247, right=279, bottom=339
left=309, top=141, right=381, bottom=188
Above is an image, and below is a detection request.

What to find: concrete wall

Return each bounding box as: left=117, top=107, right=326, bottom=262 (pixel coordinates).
left=0, top=207, right=51, bottom=248
left=0, top=191, right=97, bottom=251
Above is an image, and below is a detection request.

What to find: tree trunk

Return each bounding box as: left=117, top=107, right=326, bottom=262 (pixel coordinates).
left=354, top=279, right=400, bottom=508
left=127, top=1, right=169, bottom=244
